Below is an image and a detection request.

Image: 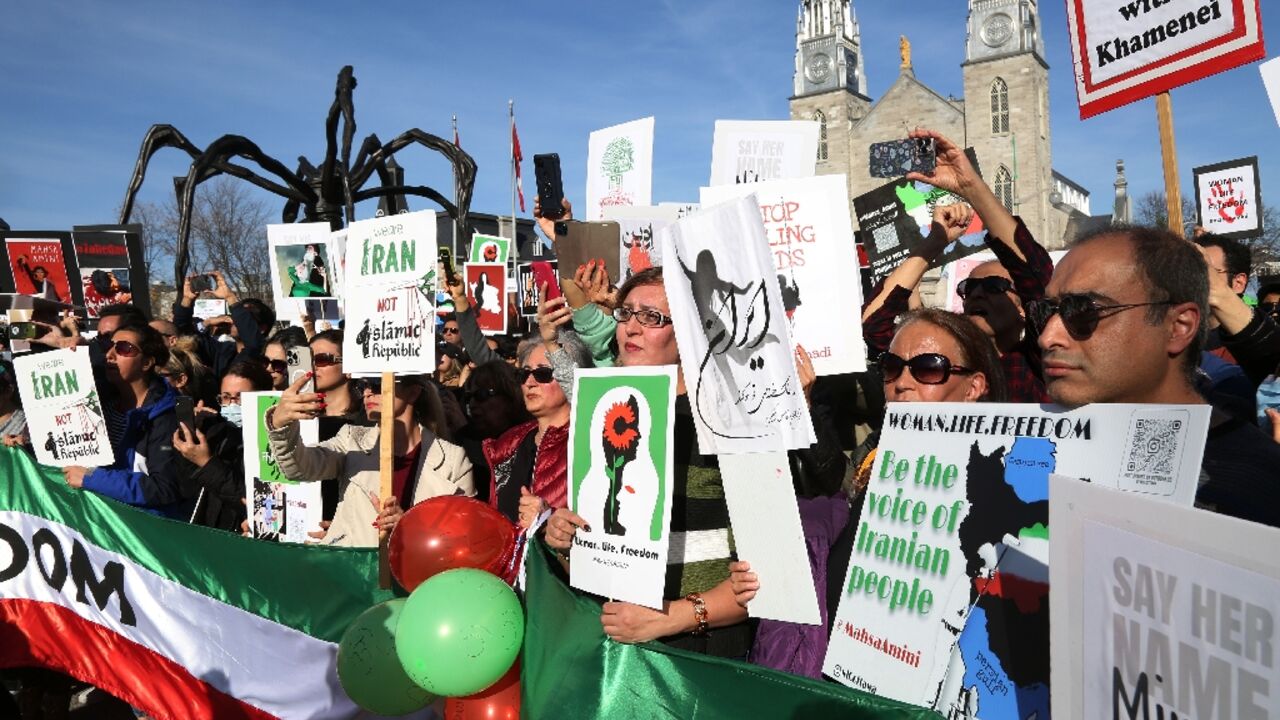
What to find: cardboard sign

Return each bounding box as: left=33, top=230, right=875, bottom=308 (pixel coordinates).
left=343, top=281, right=437, bottom=376
left=586, top=117, right=654, bottom=220
left=14, top=349, right=114, bottom=468
left=567, top=367, right=677, bottom=609
left=701, top=174, right=867, bottom=376
left=824, top=402, right=1211, bottom=708
left=72, top=231, right=135, bottom=318
left=464, top=262, right=508, bottom=336
left=720, top=452, right=821, bottom=625
left=1193, top=156, right=1264, bottom=240
left=1065, top=0, right=1266, bottom=118
left=242, top=392, right=323, bottom=544
left=468, top=233, right=511, bottom=264
left=1050, top=476, right=1280, bottom=720
left=708, top=120, right=819, bottom=186
left=660, top=194, right=816, bottom=455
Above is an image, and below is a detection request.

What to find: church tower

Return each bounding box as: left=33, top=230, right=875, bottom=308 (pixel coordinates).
left=961, top=0, right=1060, bottom=246
left=789, top=0, right=872, bottom=181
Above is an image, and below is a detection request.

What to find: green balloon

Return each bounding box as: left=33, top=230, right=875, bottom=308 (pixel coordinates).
left=395, top=568, right=525, bottom=697
left=338, top=599, right=438, bottom=716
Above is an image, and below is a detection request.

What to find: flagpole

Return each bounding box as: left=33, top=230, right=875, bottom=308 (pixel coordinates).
left=451, top=114, right=459, bottom=261
left=509, top=100, right=518, bottom=272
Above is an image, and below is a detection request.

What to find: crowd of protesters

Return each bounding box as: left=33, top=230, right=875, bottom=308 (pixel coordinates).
left=4, top=127, right=1280, bottom=715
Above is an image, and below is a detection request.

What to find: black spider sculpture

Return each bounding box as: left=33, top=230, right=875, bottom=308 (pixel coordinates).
left=117, top=65, right=477, bottom=286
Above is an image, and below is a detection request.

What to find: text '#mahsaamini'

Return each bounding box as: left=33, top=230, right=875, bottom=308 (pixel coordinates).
left=884, top=410, right=1091, bottom=441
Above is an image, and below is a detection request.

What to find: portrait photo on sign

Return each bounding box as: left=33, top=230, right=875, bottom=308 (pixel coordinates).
left=273, top=242, right=333, bottom=298
left=517, top=260, right=559, bottom=316
left=5, top=239, right=72, bottom=304
left=465, top=262, right=508, bottom=335
left=80, top=268, right=133, bottom=318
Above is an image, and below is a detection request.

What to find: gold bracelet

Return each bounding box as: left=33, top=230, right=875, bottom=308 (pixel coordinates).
left=685, top=592, right=709, bottom=636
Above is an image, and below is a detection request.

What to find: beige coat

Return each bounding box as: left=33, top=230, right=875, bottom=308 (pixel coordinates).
left=267, top=421, right=474, bottom=548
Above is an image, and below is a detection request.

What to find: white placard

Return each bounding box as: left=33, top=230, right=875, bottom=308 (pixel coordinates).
left=1193, top=156, right=1264, bottom=240
left=192, top=299, right=227, bottom=321
left=343, top=210, right=436, bottom=290
left=1263, top=57, right=1280, bottom=128
left=824, top=402, right=1211, bottom=707
left=1051, top=476, right=1280, bottom=720
left=660, top=195, right=816, bottom=456
left=343, top=281, right=436, bottom=376
left=702, top=174, right=867, bottom=375
left=14, top=349, right=114, bottom=468
left=602, top=205, right=680, bottom=281
left=709, top=120, right=819, bottom=186
left=720, top=452, right=821, bottom=625
left=586, top=117, right=654, bottom=221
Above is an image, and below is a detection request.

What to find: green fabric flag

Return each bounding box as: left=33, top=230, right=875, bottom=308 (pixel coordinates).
left=521, top=540, right=943, bottom=719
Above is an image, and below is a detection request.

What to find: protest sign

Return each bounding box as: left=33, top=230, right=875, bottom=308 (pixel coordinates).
left=1050, top=476, right=1280, bottom=720
left=516, top=261, right=559, bottom=317
left=14, top=349, right=113, bottom=468
left=660, top=194, right=816, bottom=455
left=267, top=223, right=336, bottom=306
left=1193, top=156, right=1264, bottom=240
left=1, top=234, right=76, bottom=306
left=709, top=120, right=819, bottom=186
left=701, top=174, right=867, bottom=376
left=586, top=117, right=654, bottom=220
left=603, top=205, right=679, bottom=280
left=192, top=299, right=227, bottom=321
left=72, top=231, right=135, bottom=318
left=343, top=210, right=435, bottom=291
left=1264, top=57, right=1280, bottom=127
left=568, top=367, right=676, bottom=609
left=468, top=233, right=511, bottom=264
left=242, top=392, right=323, bottom=544
left=824, top=402, right=1211, bottom=708
left=73, top=225, right=150, bottom=318
left=720, top=452, right=821, bottom=625
left=344, top=280, right=436, bottom=376
left=1064, top=0, right=1266, bottom=118
left=853, top=178, right=990, bottom=289
left=465, top=262, right=508, bottom=336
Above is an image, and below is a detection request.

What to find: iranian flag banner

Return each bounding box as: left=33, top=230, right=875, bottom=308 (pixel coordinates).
left=0, top=447, right=394, bottom=719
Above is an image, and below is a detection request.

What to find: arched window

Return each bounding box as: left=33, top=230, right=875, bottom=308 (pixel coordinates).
left=814, top=110, right=828, bottom=161
left=990, top=78, right=1009, bottom=135
left=994, top=166, right=1014, bottom=211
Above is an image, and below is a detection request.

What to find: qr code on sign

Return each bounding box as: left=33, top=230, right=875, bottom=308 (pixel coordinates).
left=872, top=223, right=900, bottom=254
left=1120, top=411, right=1189, bottom=495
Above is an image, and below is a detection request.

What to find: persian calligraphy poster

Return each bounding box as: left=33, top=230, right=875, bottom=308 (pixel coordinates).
left=468, top=233, right=511, bottom=264
left=586, top=117, right=654, bottom=220
left=2, top=236, right=74, bottom=305
left=824, top=402, right=1210, bottom=710
left=1193, top=156, right=1263, bottom=240
left=708, top=120, right=819, bottom=186
left=602, top=205, right=678, bottom=281
left=568, top=367, right=676, bottom=610
left=660, top=194, right=816, bottom=455
left=1050, top=477, right=1280, bottom=720
left=701, top=174, right=867, bottom=376
left=464, top=262, right=508, bottom=336
left=242, top=392, right=323, bottom=544
left=73, top=231, right=134, bottom=318
left=343, top=279, right=436, bottom=376
left=14, top=349, right=113, bottom=468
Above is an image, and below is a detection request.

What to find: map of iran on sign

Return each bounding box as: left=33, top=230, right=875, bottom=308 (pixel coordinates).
left=1065, top=0, right=1265, bottom=118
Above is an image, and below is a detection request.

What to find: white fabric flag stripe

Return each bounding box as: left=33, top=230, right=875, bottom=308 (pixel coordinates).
left=0, top=511, right=357, bottom=719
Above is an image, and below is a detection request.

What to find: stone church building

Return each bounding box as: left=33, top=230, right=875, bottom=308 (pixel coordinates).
left=789, top=0, right=1092, bottom=250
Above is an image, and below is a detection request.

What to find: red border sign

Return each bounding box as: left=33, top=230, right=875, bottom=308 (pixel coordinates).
left=1065, top=0, right=1265, bottom=118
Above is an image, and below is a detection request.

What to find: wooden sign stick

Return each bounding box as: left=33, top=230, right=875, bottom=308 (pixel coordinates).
left=1156, top=92, right=1184, bottom=237
left=378, top=370, right=395, bottom=589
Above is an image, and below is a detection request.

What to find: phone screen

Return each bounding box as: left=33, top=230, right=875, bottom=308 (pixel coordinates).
left=175, top=396, right=196, bottom=437
left=286, top=346, right=315, bottom=394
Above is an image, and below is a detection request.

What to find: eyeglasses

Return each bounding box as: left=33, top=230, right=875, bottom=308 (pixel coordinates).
left=217, top=392, right=242, bottom=405
left=612, top=306, right=672, bottom=328
left=110, top=340, right=142, bottom=358
left=466, top=387, right=502, bottom=404
left=1027, top=295, right=1176, bottom=340
left=517, top=366, right=555, bottom=384
left=878, top=352, right=974, bottom=385
left=266, top=359, right=287, bottom=374
left=441, top=326, right=460, bottom=335
left=313, top=353, right=342, bottom=368
left=956, top=276, right=1014, bottom=299
left=1259, top=302, right=1280, bottom=318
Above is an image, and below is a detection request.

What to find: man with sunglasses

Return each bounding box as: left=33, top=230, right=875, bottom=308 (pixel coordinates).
left=863, top=129, right=1054, bottom=403
left=1035, top=225, right=1280, bottom=528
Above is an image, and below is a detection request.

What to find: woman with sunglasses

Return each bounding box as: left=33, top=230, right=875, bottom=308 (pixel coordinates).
left=305, top=329, right=376, bottom=525
left=65, top=323, right=193, bottom=519
left=267, top=372, right=474, bottom=548
left=263, top=327, right=308, bottom=391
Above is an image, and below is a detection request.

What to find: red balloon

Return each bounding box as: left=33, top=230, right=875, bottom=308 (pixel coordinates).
left=445, top=660, right=520, bottom=720
left=389, top=496, right=518, bottom=591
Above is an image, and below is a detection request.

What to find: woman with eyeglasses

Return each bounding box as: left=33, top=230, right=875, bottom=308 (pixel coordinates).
left=63, top=323, right=194, bottom=519
left=172, top=361, right=272, bottom=532
left=266, top=372, right=474, bottom=548
left=0, top=359, right=28, bottom=449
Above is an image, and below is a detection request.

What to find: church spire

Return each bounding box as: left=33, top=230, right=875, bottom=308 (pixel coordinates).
left=965, top=0, right=1047, bottom=66
left=1113, top=159, right=1132, bottom=225
left=793, top=0, right=867, bottom=98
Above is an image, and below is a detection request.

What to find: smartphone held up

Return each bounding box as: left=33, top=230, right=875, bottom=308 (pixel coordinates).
left=869, top=137, right=937, bottom=179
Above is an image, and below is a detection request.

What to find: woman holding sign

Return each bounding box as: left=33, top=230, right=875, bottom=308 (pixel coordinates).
left=265, top=372, right=474, bottom=548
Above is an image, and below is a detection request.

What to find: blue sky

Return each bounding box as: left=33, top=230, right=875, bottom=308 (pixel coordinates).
left=2, top=0, right=1277, bottom=240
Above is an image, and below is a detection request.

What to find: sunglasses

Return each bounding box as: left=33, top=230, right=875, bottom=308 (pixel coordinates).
left=110, top=340, right=142, bottom=358
left=313, top=352, right=342, bottom=368
left=1259, top=302, right=1280, bottom=317
left=612, top=306, right=672, bottom=328
left=878, top=352, right=974, bottom=385
left=266, top=359, right=287, bottom=374
left=956, top=276, right=1014, bottom=299
left=1026, top=295, right=1175, bottom=340
left=441, top=327, right=460, bottom=335
left=517, top=366, right=556, bottom=384
left=466, top=387, right=502, bottom=404
left=354, top=377, right=383, bottom=394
